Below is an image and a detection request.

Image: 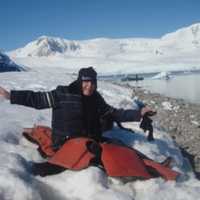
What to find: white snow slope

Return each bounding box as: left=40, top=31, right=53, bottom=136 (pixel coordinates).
left=0, top=68, right=200, bottom=200
left=8, top=23, right=200, bottom=74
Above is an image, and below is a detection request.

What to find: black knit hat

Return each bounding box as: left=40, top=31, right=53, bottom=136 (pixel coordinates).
left=78, top=67, right=97, bottom=84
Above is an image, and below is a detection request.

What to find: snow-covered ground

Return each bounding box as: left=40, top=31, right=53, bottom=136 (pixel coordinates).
left=0, top=68, right=200, bottom=200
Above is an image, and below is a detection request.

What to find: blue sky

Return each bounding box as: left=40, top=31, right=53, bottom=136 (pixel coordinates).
left=1, top=0, right=200, bottom=51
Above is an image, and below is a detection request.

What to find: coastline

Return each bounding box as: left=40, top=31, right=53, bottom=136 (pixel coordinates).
left=128, top=84, right=200, bottom=178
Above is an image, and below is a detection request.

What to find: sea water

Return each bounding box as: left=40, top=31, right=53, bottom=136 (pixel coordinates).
left=129, top=73, right=200, bottom=104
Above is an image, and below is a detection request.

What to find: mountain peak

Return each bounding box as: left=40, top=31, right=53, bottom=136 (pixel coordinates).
left=10, top=35, right=81, bottom=57
left=162, top=22, right=200, bottom=41
left=8, top=22, right=200, bottom=60
left=190, top=23, right=200, bottom=36
left=34, top=36, right=69, bottom=55
left=36, top=35, right=64, bottom=45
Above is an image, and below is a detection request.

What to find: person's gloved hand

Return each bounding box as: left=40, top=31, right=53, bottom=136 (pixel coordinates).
left=133, top=99, right=156, bottom=117
left=140, top=111, right=156, bottom=141
left=133, top=99, right=156, bottom=141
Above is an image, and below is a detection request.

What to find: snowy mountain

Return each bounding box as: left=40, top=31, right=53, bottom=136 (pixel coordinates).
left=161, top=23, right=200, bottom=48
left=0, top=51, right=24, bottom=72
left=10, top=36, right=81, bottom=57
left=8, top=23, right=200, bottom=74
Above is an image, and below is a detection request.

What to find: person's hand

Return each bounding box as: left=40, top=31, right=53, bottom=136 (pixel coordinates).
left=0, top=86, right=10, bottom=100
left=140, top=106, right=156, bottom=141
left=141, top=106, right=156, bottom=117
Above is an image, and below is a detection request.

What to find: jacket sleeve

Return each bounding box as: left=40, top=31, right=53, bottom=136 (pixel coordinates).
left=111, top=108, right=141, bottom=122
left=97, top=92, right=142, bottom=122
left=10, top=88, right=59, bottom=109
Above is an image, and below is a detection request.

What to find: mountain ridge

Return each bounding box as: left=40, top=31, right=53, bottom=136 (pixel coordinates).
left=7, top=23, right=200, bottom=74
left=9, top=23, right=200, bottom=58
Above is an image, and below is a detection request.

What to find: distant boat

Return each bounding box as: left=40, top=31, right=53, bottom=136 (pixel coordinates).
left=121, top=74, right=144, bottom=81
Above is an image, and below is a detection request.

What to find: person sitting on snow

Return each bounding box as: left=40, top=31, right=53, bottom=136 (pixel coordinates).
left=0, top=67, right=176, bottom=179
left=0, top=67, right=153, bottom=149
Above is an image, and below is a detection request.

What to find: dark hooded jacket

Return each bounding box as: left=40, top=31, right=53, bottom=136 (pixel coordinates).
left=10, top=81, right=142, bottom=142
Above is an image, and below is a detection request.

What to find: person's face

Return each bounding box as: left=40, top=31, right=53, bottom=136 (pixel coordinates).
left=82, top=80, right=95, bottom=96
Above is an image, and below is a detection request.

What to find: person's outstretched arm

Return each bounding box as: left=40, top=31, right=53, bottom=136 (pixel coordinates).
left=0, top=86, right=58, bottom=109
left=97, top=92, right=154, bottom=122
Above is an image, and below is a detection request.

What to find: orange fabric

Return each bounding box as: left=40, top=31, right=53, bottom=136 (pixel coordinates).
left=25, top=126, right=55, bottom=157
left=101, top=143, right=152, bottom=179
left=23, top=126, right=180, bottom=180
left=143, top=159, right=180, bottom=181
left=48, top=138, right=95, bottom=170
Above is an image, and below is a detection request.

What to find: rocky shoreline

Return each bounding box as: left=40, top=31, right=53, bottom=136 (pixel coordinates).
left=124, top=84, right=200, bottom=178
